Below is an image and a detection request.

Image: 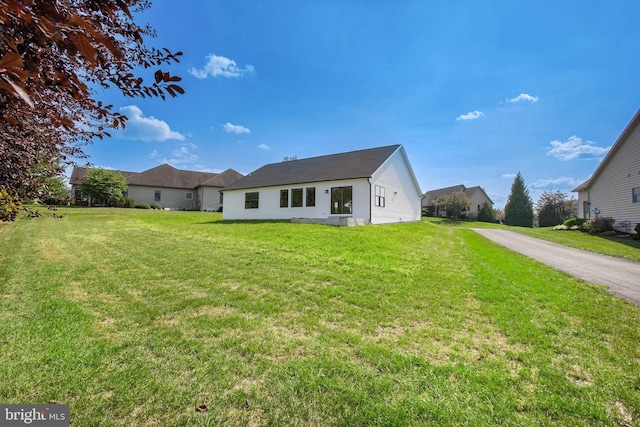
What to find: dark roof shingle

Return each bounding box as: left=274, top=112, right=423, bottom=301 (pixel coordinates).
left=223, top=145, right=401, bottom=191
left=125, top=164, right=216, bottom=189
left=69, top=164, right=243, bottom=189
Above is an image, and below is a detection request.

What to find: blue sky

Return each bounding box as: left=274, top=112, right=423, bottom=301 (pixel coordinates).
left=79, top=0, right=640, bottom=208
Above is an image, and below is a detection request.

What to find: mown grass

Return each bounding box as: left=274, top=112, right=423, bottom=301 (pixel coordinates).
left=1, top=208, right=639, bottom=426
left=425, top=217, right=640, bottom=262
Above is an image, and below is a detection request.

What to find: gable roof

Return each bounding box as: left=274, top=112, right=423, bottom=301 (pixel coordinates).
left=69, top=166, right=136, bottom=185
left=573, top=109, right=640, bottom=192
left=199, top=168, right=245, bottom=187
left=422, top=184, right=493, bottom=206
left=125, top=164, right=217, bottom=189
left=70, top=164, right=243, bottom=190
left=223, top=145, right=402, bottom=191
left=465, top=186, right=494, bottom=205
left=422, top=185, right=465, bottom=205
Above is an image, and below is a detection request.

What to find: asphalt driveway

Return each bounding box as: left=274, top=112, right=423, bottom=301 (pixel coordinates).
left=471, top=228, right=640, bottom=307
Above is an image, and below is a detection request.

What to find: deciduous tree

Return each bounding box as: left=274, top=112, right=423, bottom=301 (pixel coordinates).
left=79, top=169, right=127, bottom=206
left=433, top=191, right=472, bottom=220
left=536, top=190, right=577, bottom=227
left=0, top=0, right=183, bottom=209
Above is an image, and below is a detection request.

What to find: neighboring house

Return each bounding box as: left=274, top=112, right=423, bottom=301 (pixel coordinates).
left=221, top=145, right=423, bottom=225
left=70, top=164, right=243, bottom=211
left=572, top=109, right=640, bottom=233
left=422, top=184, right=493, bottom=218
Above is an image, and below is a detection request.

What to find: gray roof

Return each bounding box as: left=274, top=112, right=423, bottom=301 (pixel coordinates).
left=69, top=166, right=136, bottom=185
left=223, top=145, right=402, bottom=191
left=422, top=185, right=465, bottom=205
left=422, top=184, right=493, bottom=206
left=70, top=164, right=243, bottom=190
left=126, top=164, right=217, bottom=189
left=200, top=168, right=245, bottom=187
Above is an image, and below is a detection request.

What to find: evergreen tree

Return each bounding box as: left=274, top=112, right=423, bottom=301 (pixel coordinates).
left=477, top=201, right=497, bottom=223
left=504, top=172, right=534, bottom=227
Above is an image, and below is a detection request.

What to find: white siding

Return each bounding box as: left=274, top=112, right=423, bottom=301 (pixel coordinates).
left=581, top=122, right=640, bottom=228
left=223, top=179, right=371, bottom=221
left=370, top=150, right=422, bottom=224
left=576, top=191, right=590, bottom=219
left=127, top=186, right=198, bottom=210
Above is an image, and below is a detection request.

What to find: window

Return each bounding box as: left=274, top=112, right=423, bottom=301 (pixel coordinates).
left=185, top=192, right=193, bottom=200
left=633, top=187, right=640, bottom=203
left=154, top=190, right=161, bottom=202
left=292, top=188, right=303, bottom=207
left=375, top=185, right=385, bottom=207
left=280, top=189, right=289, bottom=208
left=245, top=192, right=259, bottom=209
left=219, top=192, right=223, bottom=204
left=331, top=186, right=352, bottom=214
left=306, top=187, right=316, bottom=207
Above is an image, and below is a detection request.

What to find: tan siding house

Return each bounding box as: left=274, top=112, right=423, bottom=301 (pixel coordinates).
left=573, top=109, right=640, bottom=233
left=422, top=184, right=493, bottom=218
left=70, top=164, right=243, bottom=211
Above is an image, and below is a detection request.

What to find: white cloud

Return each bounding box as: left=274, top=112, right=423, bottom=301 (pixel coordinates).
left=223, top=122, right=251, bottom=134
left=546, top=135, right=611, bottom=161
left=531, top=176, right=581, bottom=189
left=455, top=110, right=484, bottom=121
left=169, top=143, right=199, bottom=165
left=507, top=93, right=538, bottom=103
left=257, top=144, right=270, bottom=150
left=189, top=54, right=255, bottom=79
left=501, top=173, right=517, bottom=179
left=119, top=105, right=185, bottom=141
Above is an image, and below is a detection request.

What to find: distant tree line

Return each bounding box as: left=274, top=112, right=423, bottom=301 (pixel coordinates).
left=430, top=173, right=577, bottom=228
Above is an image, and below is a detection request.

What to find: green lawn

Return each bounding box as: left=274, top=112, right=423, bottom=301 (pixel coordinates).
left=425, top=217, right=640, bottom=263
left=1, top=208, right=639, bottom=426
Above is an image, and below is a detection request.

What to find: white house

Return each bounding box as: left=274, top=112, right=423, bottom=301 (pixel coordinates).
left=222, top=145, right=423, bottom=225
left=572, top=109, right=640, bottom=233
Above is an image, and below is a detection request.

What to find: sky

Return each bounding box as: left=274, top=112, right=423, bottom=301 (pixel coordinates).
left=77, top=0, right=640, bottom=208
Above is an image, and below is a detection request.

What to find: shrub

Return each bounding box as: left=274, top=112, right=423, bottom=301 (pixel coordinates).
left=118, top=197, right=135, bottom=208
left=563, top=217, right=587, bottom=228
left=0, top=189, right=22, bottom=222
left=477, top=201, right=497, bottom=223
left=583, top=217, right=614, bottom=235
left=150, top=203, right=163, bottom=210
left=135, top=203, right=151, bottom=209
left=633, top=223, right=640, bottom=241
left=553, top=224, right=569, bottom=231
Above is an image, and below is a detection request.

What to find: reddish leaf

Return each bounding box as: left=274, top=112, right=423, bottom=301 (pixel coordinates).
left=0, top=52, right=24, bottom=68
left=168, top=84, right=185, bottom=95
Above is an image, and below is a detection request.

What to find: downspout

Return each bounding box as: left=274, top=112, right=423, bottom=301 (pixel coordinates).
left=368, top=177, right=372, bottom=224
